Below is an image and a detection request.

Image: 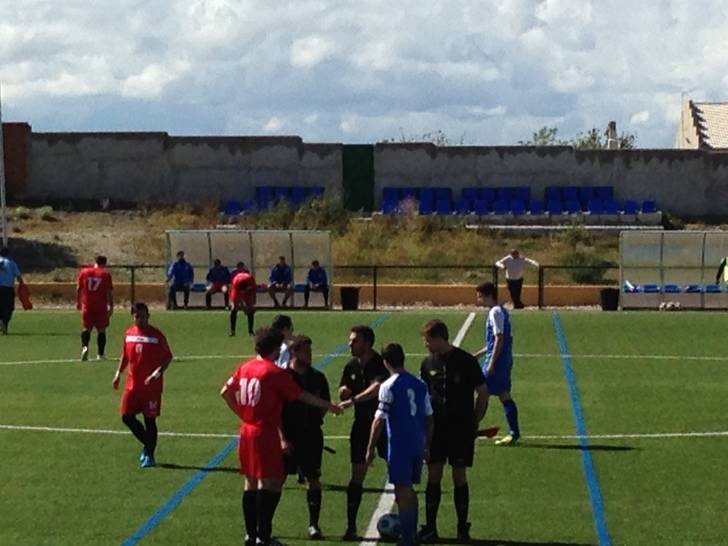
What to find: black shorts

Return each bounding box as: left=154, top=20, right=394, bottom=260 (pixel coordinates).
left=350, top=419, right=387, bottom=464
left=284, top=428, right=324, bottom=480
left=429, top=420, right=476, bottom=467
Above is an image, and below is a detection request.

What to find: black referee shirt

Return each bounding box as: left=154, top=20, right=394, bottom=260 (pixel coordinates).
left=282, top=366, right=331, bottom=435
left=339, top=352, right=388, bottom=423
left=420, top=346, right=486, bottom=426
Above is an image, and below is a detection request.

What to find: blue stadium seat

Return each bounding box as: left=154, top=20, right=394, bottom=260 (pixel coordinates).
left=474, top=200, right=491, bottom=215
left=547, top=199, right=563, bottom=215
left=529, top=200, right=544, bottom=215
left=596, top=186, right=614, bottom=201
left=419, top=188, right=435, bottom=204
left=706, top=284, right=722, bottom=294
left=273, top=186, right=291, bottom=205
left=222, top=201, right=243, bottom=215
left=399, top=187, right=419, bottom=200
left=545, top=187, right=562, bottom=202
left=492, top=199, right=509, bottom=215
left=514, top=187, right=531, bottom=202
left=478, top=188, right=496, bottom=203
left=587, top=199, right=604, bottom=214
left=642, top=200, right=657, bottom=214
left=603, top=200, right=619, bottom=215
left=383, top=187, right=399, bottom=203
left=455, top=198, right=473, bottom=214
left=291, top=187, right=308, bottom=206
left=435, top=188, right=452, bottom=201
left=256, top=186, right=274, bottom=210
left=510, top=200, right=526, bottom=215
left=685, top=284, right=703, bottom=293
left=623, top=200, right=639, bottom=214
left=435, top=199, right=452, bottom=215
left=565, top=199, right=581, bottom=214
left=462, top=188, right=478, bottom=201
left=578, top=186, right=595, bottom=203
left=241, top=198, right=256, bottom=213
left=642, top=284, right=660, bottom=293
left=496, top=188, right=513, bottom=201
left=309, top=186, right=325, bottom=199
left=562, top=187, right=579, bottom=201
left=419, top=199, right=434, bottom=215
left=191, top=282, right=207, bottom=293
left=663, top=284, right=681, bottom=294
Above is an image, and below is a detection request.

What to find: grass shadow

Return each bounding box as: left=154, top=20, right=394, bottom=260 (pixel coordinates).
left=7, top=237, right=77, bottom=273
left=156, top=462, right=239, bottom=473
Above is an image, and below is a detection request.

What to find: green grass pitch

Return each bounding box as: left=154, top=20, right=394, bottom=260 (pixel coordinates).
left=2, top=309, right=728, bottom=545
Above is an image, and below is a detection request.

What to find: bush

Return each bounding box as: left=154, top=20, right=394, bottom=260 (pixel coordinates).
left=559, top=250, right=616, bottom=284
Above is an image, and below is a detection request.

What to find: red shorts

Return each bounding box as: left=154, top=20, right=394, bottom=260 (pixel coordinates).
left=238, top=425, right=284, bottom=478
left=208, top=282, right=228, bottom=294
left=120, top=387, right=162, bottom=418
left=82, top=308, right=109, bottom=330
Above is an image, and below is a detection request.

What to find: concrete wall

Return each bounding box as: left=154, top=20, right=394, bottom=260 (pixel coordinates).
left=24, top=133, right=342, bottom=205
left=374, top=143, right=728, bottom=218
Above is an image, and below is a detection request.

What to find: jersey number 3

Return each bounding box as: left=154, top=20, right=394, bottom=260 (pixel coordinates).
left=238, top=378, right=262, bottom=407
left=407, top=388, right=417, bottom=416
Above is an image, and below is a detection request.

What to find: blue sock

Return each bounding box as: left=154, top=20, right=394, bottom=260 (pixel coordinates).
left=398, top=509, right=416, bottom=546
left=503, top=399, right=520, bottom=437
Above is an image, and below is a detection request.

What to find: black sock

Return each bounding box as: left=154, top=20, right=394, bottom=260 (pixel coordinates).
left=122, top=415, right=147, bottom=446
left=229, top=309, right=237, bottom=333
left=454, top=484, right=469, bottom=529
left=246, top=312, right=254, bottom=334
left=346, top=481, right=363, bottom=531
left=143, top=417, right=158, bottom=458
left=97, top=332, right=107, bottom=356
left=257, top=489, right=282, bottom=543
left=81, top=330, right=91, bottom=348
left=242, top=490, right=258, bottom=543
left=307, top=488, right=322, bottom=527
left=425, top=482, right=442, bottom=530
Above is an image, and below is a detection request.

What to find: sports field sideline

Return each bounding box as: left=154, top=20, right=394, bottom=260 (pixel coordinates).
left=2, top=309, right=727, bottom=545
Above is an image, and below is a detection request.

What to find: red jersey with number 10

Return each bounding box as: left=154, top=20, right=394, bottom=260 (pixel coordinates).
left=225, top=357, right=302, bottom=433
left=78, top=266, right=113, bottom=311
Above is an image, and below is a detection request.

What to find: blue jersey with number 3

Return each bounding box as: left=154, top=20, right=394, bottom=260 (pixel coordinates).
left=375, top=372, right=432, bottom=459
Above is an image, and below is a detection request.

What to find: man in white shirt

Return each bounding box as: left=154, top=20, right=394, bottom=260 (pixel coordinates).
left=495, top=249, right=539, bottom=309
left=272, top=314, right=294, bottom=368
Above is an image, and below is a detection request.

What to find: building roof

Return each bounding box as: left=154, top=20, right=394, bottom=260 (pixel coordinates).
left=691, top=101, right=728, bottom=149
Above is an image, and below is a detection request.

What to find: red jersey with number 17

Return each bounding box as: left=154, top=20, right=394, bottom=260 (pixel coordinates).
left=78, top=266, right=113, bottom=311
left=225, top=357, right=302, bottom=433
left=123, top=325, right=173, bottom=392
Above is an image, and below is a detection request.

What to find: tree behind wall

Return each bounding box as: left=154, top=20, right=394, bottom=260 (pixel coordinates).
left=522, top=126, right=637, bottom=149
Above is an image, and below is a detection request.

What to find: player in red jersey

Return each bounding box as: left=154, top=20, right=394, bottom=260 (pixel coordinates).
left=112, top=302, right=173, bottom=468
left=76, top=255, right=114, bottom=361
left=229, top=262, right=257, bottom=337
left=221, top=327, right=342, bottom=546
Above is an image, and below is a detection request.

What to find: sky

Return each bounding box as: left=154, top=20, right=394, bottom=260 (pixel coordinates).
left=1, top=0, right=727, bottom=147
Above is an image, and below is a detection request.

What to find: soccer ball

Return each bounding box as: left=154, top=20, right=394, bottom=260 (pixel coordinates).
left=377, top=513, right=402, bottom=540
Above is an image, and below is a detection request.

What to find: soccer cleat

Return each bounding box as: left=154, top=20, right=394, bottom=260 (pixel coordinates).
left=307, top=525, right=323, bottom=540
left=228, top=331, right=235, bottom=337
left=417, top=526, right=439, bottom=543
left=140, top=455, right=156, bottom=468
left=494, top=433, right=520, bottom=446
left=81, top=347, right=89, bottom=361
left=341, top=528, right=359, bottom=541
left=139, top=448, right=148, bottom=463
left=96, top=354, right=106, bottom=361
left=457, top=522, right=472, bottom=543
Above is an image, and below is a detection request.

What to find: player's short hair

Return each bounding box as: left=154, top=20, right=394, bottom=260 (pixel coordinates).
left=133, top=302, right=149, bottom=315
left=312, top=259, right=319, bottom=266
left=176, top=251, right=185, bottom=258
left=255, top=327, right=285, bottom=358
left=476, top=282, right=497, bottom=298
left=0, top=247, right=9, bottom=257
left=96, top=255, right=107, bottom=266
left=236, top=261, right=245, bottom=269
left=271, top=314, right=293, bottom=332
left=421, top=319, right=449, bottom=341
left=213, top=258, right=221, bottom=266
left=351, top=325, right=375, bottom=347
left=278, top=255, right=286, bottom=261
left=289, top=335, right=312, bottom=353
left=382, top=343, right=405, bottom=369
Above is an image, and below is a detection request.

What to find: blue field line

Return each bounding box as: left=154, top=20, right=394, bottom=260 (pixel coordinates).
left=121, top=437, right=239, bottom=546
left=120, top=312, right=390, bottom=545
left=551, top=312, right=613, bottom=546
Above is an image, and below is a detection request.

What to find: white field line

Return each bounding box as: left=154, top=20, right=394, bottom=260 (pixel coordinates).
left=2, top=423, right=728, bottom=442
left=359, top=312, right=477, bottom=545
left=5, top=350, right=728, bottom=367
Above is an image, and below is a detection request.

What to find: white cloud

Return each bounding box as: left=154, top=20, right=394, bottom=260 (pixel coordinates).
left=1, top=0, right=728, bottom=146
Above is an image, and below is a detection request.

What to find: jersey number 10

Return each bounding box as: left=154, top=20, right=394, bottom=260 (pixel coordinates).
left=238, top=378, right=262, bottom=407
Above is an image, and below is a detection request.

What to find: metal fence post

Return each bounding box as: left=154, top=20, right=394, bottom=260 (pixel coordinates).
left=130, top=266, right=136, bottom=313
left=373, top=266, right=378, bottom=311
left=538, top=266, right=544, bottom=309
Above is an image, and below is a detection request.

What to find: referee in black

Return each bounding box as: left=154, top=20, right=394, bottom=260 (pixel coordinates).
left=338, top=325, right=389, bottom=541
left=419, top=319, right=489, bottom=543
left=281, top=335, right=331, bottom=540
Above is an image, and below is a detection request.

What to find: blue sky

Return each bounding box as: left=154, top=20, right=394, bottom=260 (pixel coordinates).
left=2, top=0, right=727, bottom=147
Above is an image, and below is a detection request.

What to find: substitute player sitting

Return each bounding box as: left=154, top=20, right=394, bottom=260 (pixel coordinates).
left=205, top=258, right=231, bottom=309
left=281, top=335, right=331, bottom=540
left=112, top=302, right=173, bottom=468
left=221, top=328, right=341, bottom=546
left=77, top=255, right=113, bottom=361
left=366, top=343, right=433, bottom=546
left=229, top=262, right=256, bottom=337
left=267, top=256, right=294, bottom=308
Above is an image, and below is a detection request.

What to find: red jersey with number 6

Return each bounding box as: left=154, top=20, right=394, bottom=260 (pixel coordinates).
left=78, top=266, right=113, bottom=311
